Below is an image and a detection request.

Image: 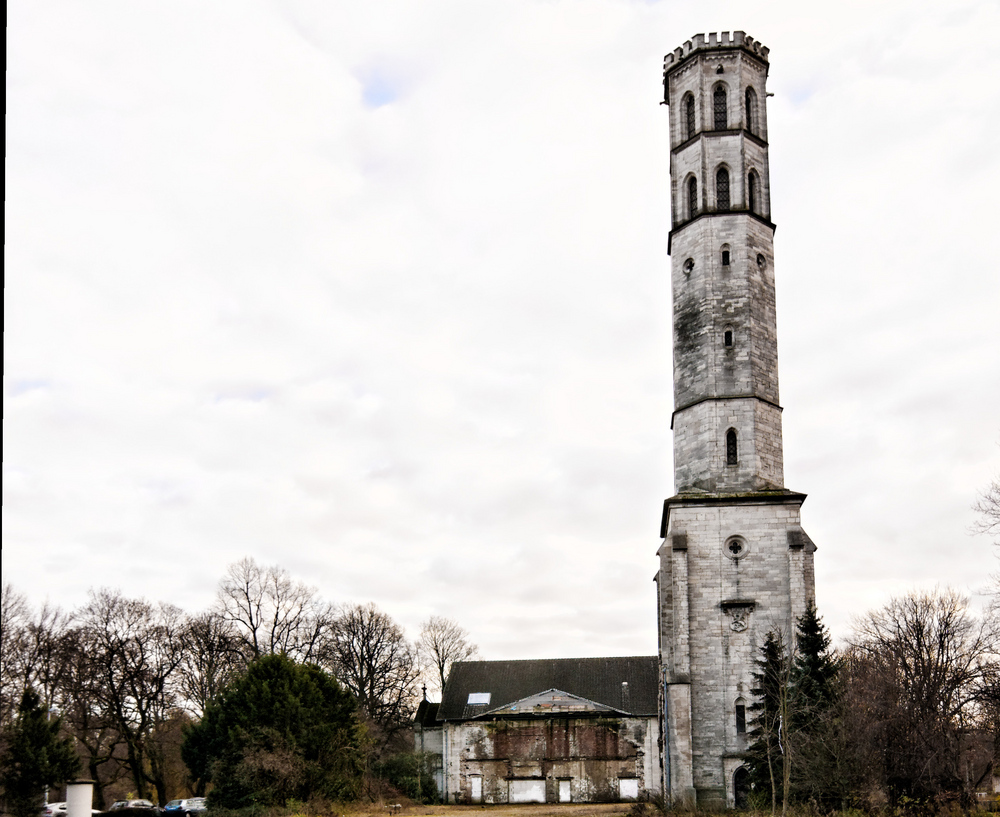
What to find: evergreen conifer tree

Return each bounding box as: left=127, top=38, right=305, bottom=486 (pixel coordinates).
left=789, top=605, right=842, bottom=807
left=790, top=605, right=838, bottom=732
left=0, top=689, right=79, bottom=817
left=182, top=653, right=363, bottom=807
left=745, top=629, right=790, bottom=814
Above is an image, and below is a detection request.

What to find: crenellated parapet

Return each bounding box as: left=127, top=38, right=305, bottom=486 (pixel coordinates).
left=663, top=31, right=769, bottom=74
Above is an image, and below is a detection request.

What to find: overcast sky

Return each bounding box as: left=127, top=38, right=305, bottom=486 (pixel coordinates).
left=6, top=0, right=1000, bottom=664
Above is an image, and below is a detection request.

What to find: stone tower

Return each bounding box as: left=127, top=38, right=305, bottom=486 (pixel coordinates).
left=655, top=32, right=816, bottom=808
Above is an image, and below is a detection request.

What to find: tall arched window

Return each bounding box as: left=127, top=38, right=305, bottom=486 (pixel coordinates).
left=684, top=93, right=696, bottom=141
left=713, top=86, right=727, bottom=130
left=735, top=698, right=747, bottom=733
left=748, top=171, right=759, bottom=214
left=716, top=167, right=730, bottom=211
left=688, top=176, right=698, bottom=219
left=745, top=87, right=757, bottom=134
left=726, top=428, right=738, bottom=465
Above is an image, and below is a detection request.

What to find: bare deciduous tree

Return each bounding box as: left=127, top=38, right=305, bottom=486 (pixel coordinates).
left=176, top=611, right=244, bottom=718
left=325, top=603, right=419, bottom=748
left=1, top=584, right=31, bottom=726
left=0, top=593, right=73, bottom=735
left=848, top=589, right=999, bottom=806
left=416, top=615, right=479, bottom=693
left=78, top=589, right=185, bottom=805
left=973, top=475, right=1000, bottom=547
left=215, top=557, right=334, bottom=662
left=55, top=626, right=127, bottom=806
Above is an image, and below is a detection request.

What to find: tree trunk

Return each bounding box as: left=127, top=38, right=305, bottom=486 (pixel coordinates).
left=87, top=757, right=105, bottom=808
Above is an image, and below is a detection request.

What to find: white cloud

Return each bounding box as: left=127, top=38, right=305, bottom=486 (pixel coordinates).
left=5, top=0, right=1000, bottom=660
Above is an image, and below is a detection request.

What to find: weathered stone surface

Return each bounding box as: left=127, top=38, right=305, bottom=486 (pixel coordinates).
left=441, top=717, right=660, bottom=804
left=658, top=33, right=816, bottom=809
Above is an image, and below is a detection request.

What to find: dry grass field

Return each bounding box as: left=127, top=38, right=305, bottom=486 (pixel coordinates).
left=345, top=804, right=635, bottom=817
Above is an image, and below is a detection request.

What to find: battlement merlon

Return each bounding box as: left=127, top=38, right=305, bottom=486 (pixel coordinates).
left=661, top=31, right=770, bottom=102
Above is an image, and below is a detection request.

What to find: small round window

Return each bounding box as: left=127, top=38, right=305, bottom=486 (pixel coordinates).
left=683, top=258, right=695, bottom=275
left=725, top=536, right=749, bottom=561
left=756, top=253, right=766, bottom=269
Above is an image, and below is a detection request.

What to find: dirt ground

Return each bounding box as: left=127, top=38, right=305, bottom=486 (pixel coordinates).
left=347, top=804, right=634, bottom=817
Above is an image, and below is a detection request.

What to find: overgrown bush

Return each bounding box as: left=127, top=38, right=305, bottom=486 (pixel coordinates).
left=182, top=655, right=364, bottom=808
left=372, top=752, right=437, bottom=803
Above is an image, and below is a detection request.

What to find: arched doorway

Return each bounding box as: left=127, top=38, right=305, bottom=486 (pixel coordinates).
left=733, top=767, right=750, bottom=809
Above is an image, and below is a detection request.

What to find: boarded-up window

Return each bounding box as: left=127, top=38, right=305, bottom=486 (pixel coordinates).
left=559, top=780, right=571, bottom=803
left=509, top=780, right=545, bottom=803
left=620, top=779, right=639, bottom=800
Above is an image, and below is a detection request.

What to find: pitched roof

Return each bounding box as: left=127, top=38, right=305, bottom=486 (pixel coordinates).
left=489, top=688, right=616, bottom=715
left=414, top=699, right=440, bottom=727
left=436, top=656, right=659, bottom=721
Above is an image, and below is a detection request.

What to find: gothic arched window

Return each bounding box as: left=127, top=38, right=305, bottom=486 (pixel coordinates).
left=735, top=698, right=747, bottom=733
left=713, top=86, right=727, bottom=130
left=748, top=171, right=759, bottom=214
left=688, top=176, right=698, bottom=219
left=716, top=167, right=730, bottom=211
left=745, top=86, right=757, bottom=134
left=726, top=428, right=738, bottom=465
left=684, top=93, right=696, bottom=141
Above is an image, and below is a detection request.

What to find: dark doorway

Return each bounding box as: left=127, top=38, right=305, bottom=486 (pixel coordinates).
left=734, top=767, right=750, bottom=809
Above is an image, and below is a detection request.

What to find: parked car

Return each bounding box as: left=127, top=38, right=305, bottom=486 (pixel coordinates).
left=107, top=801, right=156, bottom=812
left=42, top=803, right=100, bottom=816
left=163, top=800, right=205, bottom=817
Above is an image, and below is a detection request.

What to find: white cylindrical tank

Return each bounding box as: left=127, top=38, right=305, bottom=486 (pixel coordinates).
left=66, top=780, right=94, bottom=817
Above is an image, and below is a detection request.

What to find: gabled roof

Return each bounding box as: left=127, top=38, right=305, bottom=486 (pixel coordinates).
left=487, top=688, right=616, bottom=716
left=437, top=656, right=659, bottom=721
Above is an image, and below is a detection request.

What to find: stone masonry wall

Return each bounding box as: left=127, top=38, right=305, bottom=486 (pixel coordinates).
left=671, top=216, right=778, bottom=412
left=658, top=33, right=817, bottom=809
left=672, top=398, right=783, bottom=491
left=667, top=51, right=770, bottom=226
left=658, top=497, right=815, bottom=803
left=441, top=717, right=661, bottom=804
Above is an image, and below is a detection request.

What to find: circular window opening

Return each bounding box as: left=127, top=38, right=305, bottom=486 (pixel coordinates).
left=725, top=536, right=749, bottom=560
left=756, top=253, right=766, bottom=269
left=683, top=258, right=695, bottom=275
